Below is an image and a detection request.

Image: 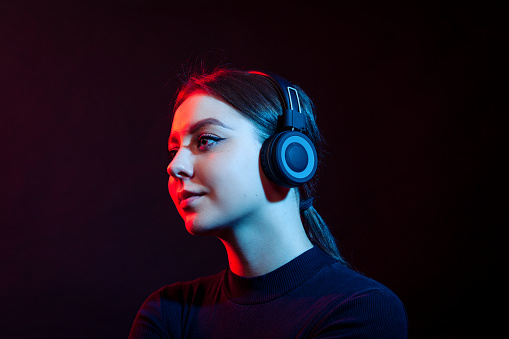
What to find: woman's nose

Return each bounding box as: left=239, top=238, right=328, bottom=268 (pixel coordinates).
left=167, top=149, right=193, bottom=179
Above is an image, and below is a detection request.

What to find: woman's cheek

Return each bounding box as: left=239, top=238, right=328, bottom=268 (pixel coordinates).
left=167, top=180, right=183, bottom=217
left=167, top=180, right=177, bottom=202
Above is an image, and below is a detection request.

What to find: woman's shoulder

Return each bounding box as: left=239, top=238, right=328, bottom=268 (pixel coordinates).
left=311, top=259, right=404, bottom=306
left=307, top=248, right=397, bottom=296
left=128, top=270, right=227, bottom=338
left=304, top=259, right=408, bottom=337
left=286, top=254, right=407, bottom=338
left=142, top=269, right=227, bottom=308
left=327, top=261, right=398, bottom=292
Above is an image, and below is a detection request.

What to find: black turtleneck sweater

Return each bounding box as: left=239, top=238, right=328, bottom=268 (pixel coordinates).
left=129, top=247, right=407, bottom=338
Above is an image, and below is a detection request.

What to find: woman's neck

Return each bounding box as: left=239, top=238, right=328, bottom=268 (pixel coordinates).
left=218, top=203, right=313, bottom=277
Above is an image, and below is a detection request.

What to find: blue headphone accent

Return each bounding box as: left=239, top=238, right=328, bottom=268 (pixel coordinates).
left=250, top=71, right=318, bottom=187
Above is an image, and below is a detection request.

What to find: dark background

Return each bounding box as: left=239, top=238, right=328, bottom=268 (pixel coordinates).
left=1, top=1, right=503, bottom=338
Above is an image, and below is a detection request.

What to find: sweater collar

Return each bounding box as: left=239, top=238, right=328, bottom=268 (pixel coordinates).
left=223, top=246, right=335, bottom=305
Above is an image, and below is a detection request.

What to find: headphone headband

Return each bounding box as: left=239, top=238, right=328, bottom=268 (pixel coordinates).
left=249, top=71, right=306, bottom=131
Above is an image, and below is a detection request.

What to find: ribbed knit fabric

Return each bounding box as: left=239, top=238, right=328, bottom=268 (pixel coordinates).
left=129, top=247, right=407, bottom=338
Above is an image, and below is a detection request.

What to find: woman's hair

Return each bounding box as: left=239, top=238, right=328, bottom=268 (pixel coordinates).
left=172, top=67, right=348, bottom=265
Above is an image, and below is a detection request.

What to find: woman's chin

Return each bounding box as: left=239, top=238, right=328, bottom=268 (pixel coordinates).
left=184, top=215, right=222, bottom=236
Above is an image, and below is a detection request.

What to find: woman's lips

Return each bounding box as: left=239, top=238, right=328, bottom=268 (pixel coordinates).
left=178, top=191, right=206, bottom=209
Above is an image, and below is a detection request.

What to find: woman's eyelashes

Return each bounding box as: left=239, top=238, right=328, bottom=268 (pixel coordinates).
left=167, top=148, right=178, bottom=161
left=197, top=133, right=225, bottom=150
left=167, top=134, right=225, bottom=162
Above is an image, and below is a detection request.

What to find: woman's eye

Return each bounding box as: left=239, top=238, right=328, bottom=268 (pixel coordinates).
left=197, top=134, right=223, bottom=150
left=167, top=148, right=178, bottom=161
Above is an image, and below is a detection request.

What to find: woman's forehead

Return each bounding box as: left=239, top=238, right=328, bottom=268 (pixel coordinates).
left=174, top=95, right=236, bottom=128
left=170, top=93, right=253, bottom=140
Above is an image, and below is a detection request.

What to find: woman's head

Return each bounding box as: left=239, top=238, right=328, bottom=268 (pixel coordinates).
left=173, top=68, right=323, bottom=197
left=168, top=67, right=347, bottom=264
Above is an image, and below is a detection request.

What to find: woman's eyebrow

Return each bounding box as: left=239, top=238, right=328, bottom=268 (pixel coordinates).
left=188, top=118, right=233, bottom=134
left=169, top=118, right=233, bottom=145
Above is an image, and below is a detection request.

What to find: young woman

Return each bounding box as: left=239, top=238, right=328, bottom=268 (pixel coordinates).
left=129, top=68, right=407, bottom=338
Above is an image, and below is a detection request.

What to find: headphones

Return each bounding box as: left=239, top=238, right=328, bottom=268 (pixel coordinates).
left=249, top=71, right=318, bottom=188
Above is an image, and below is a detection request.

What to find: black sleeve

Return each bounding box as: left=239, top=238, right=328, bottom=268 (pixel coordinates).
left=311, top=289, right=408, bottom=338
left=129, top=290, right=167, bottom=339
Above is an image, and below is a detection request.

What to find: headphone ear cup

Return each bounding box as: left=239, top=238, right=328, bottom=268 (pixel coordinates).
left=260, top=133, right=287, bottom=187
left=260, top=131, right=318, bottom=187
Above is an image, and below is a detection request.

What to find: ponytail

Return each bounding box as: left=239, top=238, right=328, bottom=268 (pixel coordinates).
left=301, top=206, right=349, bottom=266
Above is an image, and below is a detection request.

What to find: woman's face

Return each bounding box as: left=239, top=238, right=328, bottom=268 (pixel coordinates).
left=167, top=93, right=270, bottom=235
